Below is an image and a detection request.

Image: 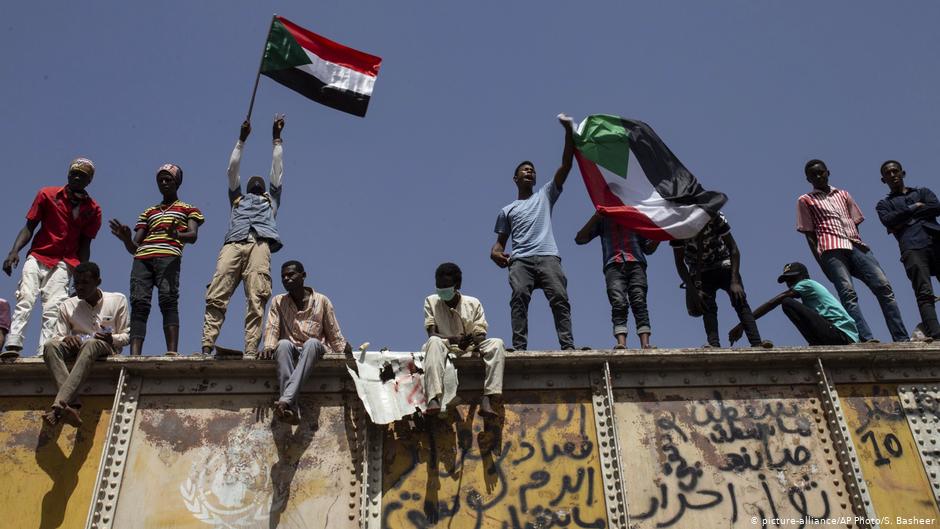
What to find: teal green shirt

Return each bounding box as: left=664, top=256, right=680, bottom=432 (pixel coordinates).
left=792, top=279, right=859, bottom=343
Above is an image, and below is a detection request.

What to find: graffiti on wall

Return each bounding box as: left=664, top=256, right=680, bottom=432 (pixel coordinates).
left=615, top=386, right=855, bottom=529
left=382, top=390, right=608, bottom=528
left=839, top=384, right=940, bottom=521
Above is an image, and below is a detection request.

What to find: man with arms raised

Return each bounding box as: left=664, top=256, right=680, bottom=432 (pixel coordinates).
left=491, top=114, right=576, bottom=351
left=41, top=262, right=129, bottom=426
left=3, top=158, right=102, bottom=357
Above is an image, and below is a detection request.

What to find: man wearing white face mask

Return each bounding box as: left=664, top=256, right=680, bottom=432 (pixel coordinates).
left=422, top=262, right=505, bottom=417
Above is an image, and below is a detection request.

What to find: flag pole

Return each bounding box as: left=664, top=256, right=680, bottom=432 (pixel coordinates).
left=246, top=14, right=277, bottom=123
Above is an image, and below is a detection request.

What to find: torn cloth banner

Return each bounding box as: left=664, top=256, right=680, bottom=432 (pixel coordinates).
left=347, top=351, right=457, bottom=424
left=574, top=115, right=728, bottom=241
left=261, top=16, right=382, bottom=117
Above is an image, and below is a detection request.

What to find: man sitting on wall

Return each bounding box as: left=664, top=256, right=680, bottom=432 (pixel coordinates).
left=41, top=262, right=129, bottom=426
left=260, top=260, right=350, bottom=424
left=422, top=262, right=505, bottom=417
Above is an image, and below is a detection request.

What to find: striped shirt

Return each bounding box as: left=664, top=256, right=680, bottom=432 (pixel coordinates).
left=589, top=218, right=648, bottom=268
left=133, top=200, right=205, bottom=259
left=796, top=187, right=864, bottom=254
left=262, top=287, right=347, bottom=354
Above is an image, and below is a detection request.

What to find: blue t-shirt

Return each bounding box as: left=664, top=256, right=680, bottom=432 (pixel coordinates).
left=792, top=279, right=859, bottom=343
left=494, top=182, right=562, bottom=259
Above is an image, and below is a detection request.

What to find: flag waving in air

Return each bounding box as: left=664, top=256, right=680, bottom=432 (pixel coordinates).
left=260, top=16, right=382, bottom=117
left=574, top=115, right=728, bottom=241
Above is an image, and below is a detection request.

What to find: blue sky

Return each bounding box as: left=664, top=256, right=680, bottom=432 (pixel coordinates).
left=2, top=2, right=939, bottom=354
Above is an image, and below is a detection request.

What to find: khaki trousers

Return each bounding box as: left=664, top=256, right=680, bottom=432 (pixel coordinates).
left=43, top=338, right=112, bottom=406
left=422, top=336, right=505, bottom=401
left=201, top=241, right=272, bottom=355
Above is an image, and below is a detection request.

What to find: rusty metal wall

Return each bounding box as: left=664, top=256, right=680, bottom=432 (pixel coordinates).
left=0, top=351, right=939, bottom=529
left=0, top=396, right=113, bottom=529
left=381, top=389, right=608, bottom=529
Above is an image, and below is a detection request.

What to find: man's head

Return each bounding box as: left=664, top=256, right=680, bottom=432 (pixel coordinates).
left=513, top=161, right=536, bottom=191
left=280, top=260, right=306, bottom=292
left=435, top=262, right=462, bottom=304
left=67, top=157, right=95, bottom=194
left=804, top=159, right=829, bottom=190
left=247, top=176, right=266, bottom=196
left=73, top=262, right=102, bottom=301
left=777, top=261, right=810, bottom=288
left=880, top=160, right=905, bottom=193
left=156, top=164, right=183, bottom=195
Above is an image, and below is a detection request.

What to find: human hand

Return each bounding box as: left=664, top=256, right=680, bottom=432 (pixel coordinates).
left=458, top=334, right=474, bottom=350
left=94, top=332, right=113, bottom=345
left=490, top=250, right=510, bottom=268
left=239, top=120, right=251, bottom=142
left=2, top=253, right=19, bottom=276
left=108, top=219, right=132, bottom=241
left=728, top=325, right=743, bottom=345
left=557, top=113, right=574, bottom=130
left=273, top=113, right=285, bottom=140
left=63, top=335, right=82, bottom=352
left=258, top=348, right=274, bottom=360
left=728, top=280, right=746, bottom=306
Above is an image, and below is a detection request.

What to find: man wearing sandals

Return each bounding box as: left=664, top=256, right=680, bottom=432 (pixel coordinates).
left=422, top=262, right=505, bottom=417
left=260, top=260, right=350, bottom=424
left=41, top=262, right=129, bottom=426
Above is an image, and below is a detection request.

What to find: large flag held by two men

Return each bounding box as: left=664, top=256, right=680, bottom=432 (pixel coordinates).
left=574, top=115, right=728, bottom=241
left=260, top=16, right=382, bottom=117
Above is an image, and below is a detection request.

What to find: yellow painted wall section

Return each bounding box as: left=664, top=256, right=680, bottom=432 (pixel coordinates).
left=110, top=393, right=362, bottom=529
left=614, top=386, right=856, bottom=529
left=382, top=390, right=608, bottom=528
left=839, top=384, right=940, bottom=527
left=0, top=396, right=112, bottom=529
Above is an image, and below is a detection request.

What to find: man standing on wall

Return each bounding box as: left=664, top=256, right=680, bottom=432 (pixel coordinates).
left=797, top=159, right=908, bottom=342
left=491, top=114, right=576, bottom=351
left=2, top=158, right=102, bottom=357
left=260, top=260, right=350, bottom=424
left=41, top=262, right=129, bottom=426
left=876, top=160, right=940, bottom=341
left=110, top=164, right=204, bottom=356
left=202, top=115, right=285, bottom=358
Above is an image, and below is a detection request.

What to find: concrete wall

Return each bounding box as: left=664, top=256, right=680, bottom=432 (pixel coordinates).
left=0, top=345, right=937, bottom=529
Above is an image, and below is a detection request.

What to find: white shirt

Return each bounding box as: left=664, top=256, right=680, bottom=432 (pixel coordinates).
left=52, top=290, right=130, bottom=353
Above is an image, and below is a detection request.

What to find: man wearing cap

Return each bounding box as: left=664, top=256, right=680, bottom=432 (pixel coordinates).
left=201, top=115, right=284, bottom=358
left=876, top=160, right=940, bottom=341
left=730, top=262, right=859, bottom=346
left=2, top=157, right=102, bottom=356
left=110, top=164, right=204, bottom=355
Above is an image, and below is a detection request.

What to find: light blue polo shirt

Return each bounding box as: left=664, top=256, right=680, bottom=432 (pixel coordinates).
left=792, top=279, right=859, bottom=343
left=494, top=182, right=561, bottom=259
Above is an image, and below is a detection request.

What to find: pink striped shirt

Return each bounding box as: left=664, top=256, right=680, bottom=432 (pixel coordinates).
left=796, top=187, right=865, bottom=254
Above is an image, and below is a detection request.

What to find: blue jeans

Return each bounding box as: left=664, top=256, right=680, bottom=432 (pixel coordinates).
left=508, top=256, right=574, bottom=350
left=819, top=246, right=909, bottom=342
left=603, top=261, right=651, bottom=336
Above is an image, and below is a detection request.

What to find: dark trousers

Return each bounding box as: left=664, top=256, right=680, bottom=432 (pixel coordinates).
left=603, top=261, right=651, bottom=336
left=697, top=266, right=762, bottom=347
left=130, top=256, right=181, bottom=340
left=902, top=244, right=940, bottom=339
left=509, top=256, right=574, bottom=350
left=781, top=297, right=853, bottom=345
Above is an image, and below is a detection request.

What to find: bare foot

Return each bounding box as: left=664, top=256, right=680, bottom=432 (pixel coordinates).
left=478, top=395, right=498, bottom=418
left=57, top=402, right=83, bottom=427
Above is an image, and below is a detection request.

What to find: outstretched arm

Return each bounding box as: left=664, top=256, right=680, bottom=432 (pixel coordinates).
left=575, top=212, right=602, bottom=245
left=109, top=220, right=146, bottom=255
left=729, top=290, right=795, bottom=344
left=227, top=121, right=251, bottom=203
left=553, top=114, right=575, bottom=190
left=269, top=114, right=285, bottom=189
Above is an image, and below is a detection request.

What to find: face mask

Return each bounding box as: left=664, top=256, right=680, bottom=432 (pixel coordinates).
left=436, top=287, right=456, bottom=302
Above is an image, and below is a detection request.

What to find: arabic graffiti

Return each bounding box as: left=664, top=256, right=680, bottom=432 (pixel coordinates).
left=382, top=390, right=608, bottom=528
left=617, top=386, right=852, bottom=529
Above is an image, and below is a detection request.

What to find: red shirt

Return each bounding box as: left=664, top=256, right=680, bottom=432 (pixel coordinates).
left=796, top=187, right=864, bottom=254
left=26, top=186, right=102, bottom=268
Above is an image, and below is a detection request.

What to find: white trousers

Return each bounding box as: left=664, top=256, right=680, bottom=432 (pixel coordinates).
left=7, top=255, right=71, bottom=352
left=422, top=336, right=505, bottom=401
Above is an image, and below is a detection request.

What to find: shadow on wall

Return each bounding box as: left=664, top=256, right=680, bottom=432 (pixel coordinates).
left=37, top=410, right=105, bottom=529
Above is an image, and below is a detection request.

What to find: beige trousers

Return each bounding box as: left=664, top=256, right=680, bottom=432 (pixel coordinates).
left=43, top=338, right=112, bottom=406
left=201, top=241, right=272, bottom=355
left=422, top=335, right=505, bottom=401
